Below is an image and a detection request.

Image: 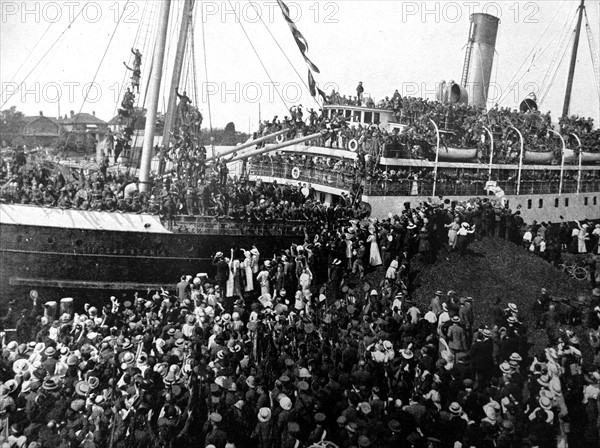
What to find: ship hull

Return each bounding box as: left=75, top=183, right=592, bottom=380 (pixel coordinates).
left=0, top=206, right=305, bottom=304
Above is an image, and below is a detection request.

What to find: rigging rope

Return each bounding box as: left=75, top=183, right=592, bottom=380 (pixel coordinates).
left=189, top=22, right=199, bottom=107
left=6, top=21, right=54, bottom=87
left=497, top=1, right=567, bottom=104
left=584, top=11, right=600, bottom=95
left=251, top=3, right=321, bottom=109
left=200, top=5, right=215, bottom=155
left=162, top=1, right=181, bottom=108
left=225, top=0, right=290, bottom=112
left=1, top=0, right=93, bottom=109
left=111, top=0, right=152, bottom=121
left=539, top=31, right=575, bottom=106
left=538, top=7, right=579, bottom=99
left=60, top=0, right=132, bottom=156
left=131, top=2, right=160, bottom=156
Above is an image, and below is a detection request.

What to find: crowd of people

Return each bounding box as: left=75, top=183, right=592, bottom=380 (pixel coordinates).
left=0, top=195, right=600, bottom=448
left=324, top=85, right=597, bottom=159
left=559, top=116, right=600, bottom=154
left=0, top=155, right=368, bottom=223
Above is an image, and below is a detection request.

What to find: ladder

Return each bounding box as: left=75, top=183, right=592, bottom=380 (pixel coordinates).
left=461, top=20, right=475, bottom=87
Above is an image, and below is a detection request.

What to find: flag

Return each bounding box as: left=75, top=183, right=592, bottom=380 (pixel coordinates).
left=277, top=0, right=322, bottom=98
left=308, top=71, right=316, bottom=97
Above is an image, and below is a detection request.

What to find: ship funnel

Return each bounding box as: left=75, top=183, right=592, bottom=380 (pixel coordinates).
left=461, top=13, right=500, bottom=108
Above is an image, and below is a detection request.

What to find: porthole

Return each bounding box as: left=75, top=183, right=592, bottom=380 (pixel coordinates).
left=16, top=235, right=23, bottom=243
left=47, top=237, right=54, bottom=244
left=75, top=239, right=83, bottom=247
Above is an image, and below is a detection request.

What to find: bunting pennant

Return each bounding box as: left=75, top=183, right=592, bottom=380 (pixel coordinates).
left=317, top=87, right=327, bottom=103
left=308, top=71, right=316, bottom=97
left=277, top=0, right=322, bottom=100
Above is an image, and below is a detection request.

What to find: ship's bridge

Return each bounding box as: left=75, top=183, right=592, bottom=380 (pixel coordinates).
left=323, top=104, right=405, bottom=132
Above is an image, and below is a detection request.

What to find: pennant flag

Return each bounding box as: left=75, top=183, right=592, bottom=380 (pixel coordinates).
left=277, top=0, right=322, bottom=99
left=308, top=71, right=316, bottom=97
left=317, top=87, right=327, bottom=103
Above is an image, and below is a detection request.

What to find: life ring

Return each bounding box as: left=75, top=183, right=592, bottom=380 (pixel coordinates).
left=276, top=134, right=285, bottom=143
left=348, top=139, right=358, bottom=151
left=291, top=167, right=300, bottom=179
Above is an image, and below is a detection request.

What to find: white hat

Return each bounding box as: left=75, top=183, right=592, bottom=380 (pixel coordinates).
left=279, top=396, right=292, bottom=411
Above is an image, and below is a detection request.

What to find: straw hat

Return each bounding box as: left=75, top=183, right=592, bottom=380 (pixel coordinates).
left=258, top=407, right=272, bottom=422
left=279, top=396, right=292, bottom=411
left=449, top=402, right=462, bottom=414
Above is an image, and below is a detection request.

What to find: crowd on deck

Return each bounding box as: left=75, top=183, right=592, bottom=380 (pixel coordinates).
left=0, top=196, right=600, bottom=448
left=0, top=155, right=366, bottom=221
left=560, top=116, right=600, bottom=154
left=323, top=86, right=597, bottom=157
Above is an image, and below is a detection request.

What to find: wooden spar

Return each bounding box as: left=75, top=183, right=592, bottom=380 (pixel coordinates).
left=228, top=132, right=323, bottom=163
left=562, top=0, right=585, bottom=117
left=204, top=128, right=291, bottom=162
left=160, top=0, right=195, bottom=174
left=139, top=0, right=172, bottom=193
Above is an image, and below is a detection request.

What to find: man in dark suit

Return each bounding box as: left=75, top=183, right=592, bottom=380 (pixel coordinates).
left=176, top=275, right=190, bottom=304
left=213, top=252, right=229, bottom=301
left=468, top=329, right=494, bottom=385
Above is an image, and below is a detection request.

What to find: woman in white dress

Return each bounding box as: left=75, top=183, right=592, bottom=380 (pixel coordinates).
left=225, top=255, right=234, bottom=298
left=367, top=228, right=382, bottom=267
left=299, top=267, right=313, bottom=296
left=574, top=221, right=589, bottom=253
left=243, top=250, right=254, bottom=292
left=256, top=266, right=271, bottom=296
left=410, top=174, right=419, bottom=196
left=445, top=217, right=460, bottom=250
left=251, top=246, right=260, bottom=274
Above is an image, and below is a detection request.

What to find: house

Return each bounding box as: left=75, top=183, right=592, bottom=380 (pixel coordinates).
left=59, top=110, right=109, bottom=148
left=19, top=112, right=60, bottom=147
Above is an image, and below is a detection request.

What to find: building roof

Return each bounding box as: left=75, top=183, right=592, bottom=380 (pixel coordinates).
left=22, top=116, right=60, bottom=125
left=60, top=113, right=107, bottom=125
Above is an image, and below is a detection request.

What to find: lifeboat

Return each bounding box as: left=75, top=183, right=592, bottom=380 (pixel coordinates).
left=437, top=147, right=478, bottom=161
left=563, top=148, right=600, bottom=164
left=523, top=150, right=554, bottom=164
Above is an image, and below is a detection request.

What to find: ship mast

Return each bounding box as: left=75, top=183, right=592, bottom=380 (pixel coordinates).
left=161, top=0, right=195, bottom=169
left=562, top=0, right=585, bottom=117
left=139, top=0, right=172, bottom=193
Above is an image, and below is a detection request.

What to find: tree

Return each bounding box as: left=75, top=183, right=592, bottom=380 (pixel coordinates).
left=224, top=122, right=236, bottom=133
left=0, top=106, right=26, bottom=146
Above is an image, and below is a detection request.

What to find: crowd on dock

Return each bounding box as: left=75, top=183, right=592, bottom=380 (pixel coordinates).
left=0, top=198, right=600, bottom=448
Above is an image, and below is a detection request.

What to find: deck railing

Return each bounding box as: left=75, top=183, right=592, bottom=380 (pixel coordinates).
left=170, top=215, right=319, bottom=236
left=249, top=161, right=600, bottom=197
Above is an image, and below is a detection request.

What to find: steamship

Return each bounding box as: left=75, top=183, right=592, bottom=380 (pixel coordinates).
left=1, top=1, right=599, bottom=303
left=248, top=7, right=600, bottom=223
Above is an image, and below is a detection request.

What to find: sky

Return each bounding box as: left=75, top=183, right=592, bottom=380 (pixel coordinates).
left=1, top=0, right=599, bottom=132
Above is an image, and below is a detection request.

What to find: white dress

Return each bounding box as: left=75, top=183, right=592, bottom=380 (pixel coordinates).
left=368, top=234, right=382, bottom=266
left=244, top=256, right=254, bottom=292
left=577, top=227, right=588, bottom=253
left=257, top=270, right=270, bottom=296
left=226, top=261, right=235, bottom=297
